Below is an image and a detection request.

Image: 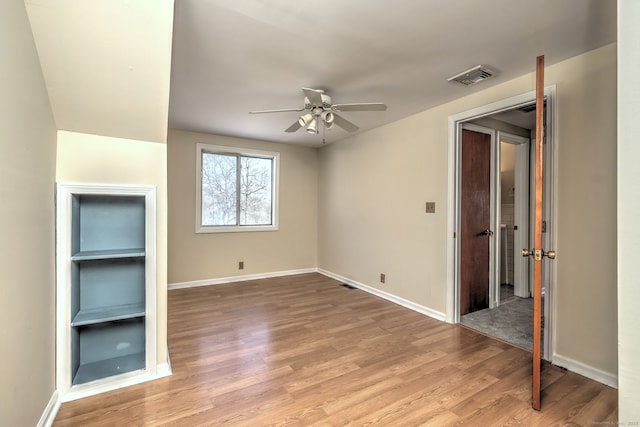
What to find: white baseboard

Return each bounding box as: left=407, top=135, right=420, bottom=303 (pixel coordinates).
left=37, top=390, right=60, bottom=427
left=156, top=361, right=173, bottom=379
left=168, top=268, right=317, bottom=290
left=169, top=268, right=446, bottom=322
left=318, top=269, right=447, bottom=322
left=552, top=353, right=618, bottom=388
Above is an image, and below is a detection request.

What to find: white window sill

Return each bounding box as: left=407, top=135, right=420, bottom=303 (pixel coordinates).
left=196, top=225, right=279, bottom=234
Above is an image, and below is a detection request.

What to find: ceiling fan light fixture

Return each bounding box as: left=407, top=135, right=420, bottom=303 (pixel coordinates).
left=306, top=117, right=318, bottom=134
left=322, top=111, right=335, bottom=124
left=298, top=113, right=313, bottom=126
left=251, top=88, right=386, bottom=136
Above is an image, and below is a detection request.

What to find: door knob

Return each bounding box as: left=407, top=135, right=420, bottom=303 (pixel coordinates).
left=522, top=248, right=556, bottom=260
left=482, top=229, right=494, bottom=236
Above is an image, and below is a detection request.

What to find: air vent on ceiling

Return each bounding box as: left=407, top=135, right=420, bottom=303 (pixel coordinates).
left=447, top=65, right=496, bottom=86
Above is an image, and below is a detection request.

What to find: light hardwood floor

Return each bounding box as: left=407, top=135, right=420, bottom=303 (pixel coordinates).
left=54, top=273, right=617, bottom=426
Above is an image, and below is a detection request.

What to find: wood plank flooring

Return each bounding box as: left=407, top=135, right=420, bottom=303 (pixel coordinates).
left=54, top=273, right=617, bottom=426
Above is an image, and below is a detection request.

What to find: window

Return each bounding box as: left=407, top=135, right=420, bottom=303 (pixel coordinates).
left=196, top=143, right=279, bottom=233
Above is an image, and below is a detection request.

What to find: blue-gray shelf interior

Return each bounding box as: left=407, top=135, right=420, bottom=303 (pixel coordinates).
left=72, top=319, right=146, bottom=385
left=69, top=194, right=147, bottom=384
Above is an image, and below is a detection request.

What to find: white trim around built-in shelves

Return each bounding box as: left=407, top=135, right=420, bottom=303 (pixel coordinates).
left=56, top=182, right=160, bottom=401
left=40, top=356, right=171, bottom=424
left=59, top=361, right=172, bottom=403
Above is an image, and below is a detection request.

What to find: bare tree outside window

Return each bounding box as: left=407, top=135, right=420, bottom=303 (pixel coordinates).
left=239, top=156, right=272, bottom=225
left=201, top=153, right=237, bottom=226
left=201, top=151, right=273, bottom=227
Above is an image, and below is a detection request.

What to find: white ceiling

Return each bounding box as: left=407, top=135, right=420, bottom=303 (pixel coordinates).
left=168, top=0, right=616, bottom=146
left=24, top=1, right=616, bottom=147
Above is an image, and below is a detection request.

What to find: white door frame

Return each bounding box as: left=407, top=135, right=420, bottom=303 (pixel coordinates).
left=446, top=87, right=557, bottom=360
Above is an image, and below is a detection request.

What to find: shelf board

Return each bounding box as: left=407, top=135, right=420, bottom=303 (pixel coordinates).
left=73, top=352, right=145, bottom=385
left=71, top=303, right=145, bottom=326
left=71, top=248, right=145, bottom=261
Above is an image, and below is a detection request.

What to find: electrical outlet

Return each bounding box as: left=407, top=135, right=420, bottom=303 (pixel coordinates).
left=380, top=273, right=386, bottom=283
left=425, top=202, right=436, bottom=213
left=239, top=261, right=244, bottom=270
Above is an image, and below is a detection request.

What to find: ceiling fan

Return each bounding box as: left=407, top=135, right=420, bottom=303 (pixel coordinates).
left=249, top=87, right=387, bottom=134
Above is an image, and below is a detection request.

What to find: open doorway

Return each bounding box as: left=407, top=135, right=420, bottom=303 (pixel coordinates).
left=459, top=125, right=533, bottom=350
left=447, top=88, right=556, bottom=358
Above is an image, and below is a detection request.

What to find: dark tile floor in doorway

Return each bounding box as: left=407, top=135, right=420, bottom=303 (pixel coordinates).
left=460, top=284, right=534, bottom=350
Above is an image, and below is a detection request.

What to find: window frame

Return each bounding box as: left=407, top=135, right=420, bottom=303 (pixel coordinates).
left=196, top=143, right=279, bottom=233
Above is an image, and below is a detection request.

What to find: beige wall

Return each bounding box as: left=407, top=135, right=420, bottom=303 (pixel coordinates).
left=319, top=43, right=617, bottom=376
left=319, top=111, right=451, bottom=311
left=618, top=0, right=640, bottom=420
left=167, top=129, right=318, bottom=284
left=552, top=44, right=617, bottom=375
left=0, top=1, right=57, bottom=425
left=56, top=131, right=168, bottom=366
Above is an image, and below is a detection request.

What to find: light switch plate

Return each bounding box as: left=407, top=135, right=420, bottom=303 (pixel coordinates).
left=425, top=202, right=436, bottom=213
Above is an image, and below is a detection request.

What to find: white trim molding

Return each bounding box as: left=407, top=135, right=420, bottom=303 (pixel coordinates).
left=195, top=143, right=280, bottom=234
left=447, top=87, right=558, bottom=323
left=552, top=353, right=618, bottom=389
left=37, top=390, right=60, bottom=427
left=168, top=268, right=317, bottom=290
left=157, top=355, right=173, bottom=378
left=318, top=269, right=447, bottom=322
left=446, top=87, right=558, bottom=363
left=60, top=365, right=172, bottom=403
left=55, top=182, right=159, bottom=401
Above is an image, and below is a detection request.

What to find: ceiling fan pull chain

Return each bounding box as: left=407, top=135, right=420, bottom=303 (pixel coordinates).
left=322, top=122, right=326, bottom=144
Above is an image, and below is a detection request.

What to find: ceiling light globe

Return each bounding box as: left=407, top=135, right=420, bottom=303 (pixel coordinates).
left=322, top=111, right=335, bottom=124
left=306, top=118, right=318, bottom=134
left=298, top=113, right=313, bottom=126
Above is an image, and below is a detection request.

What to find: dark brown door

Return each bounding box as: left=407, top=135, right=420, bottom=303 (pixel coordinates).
left=460, top=129, right=492, bottom=316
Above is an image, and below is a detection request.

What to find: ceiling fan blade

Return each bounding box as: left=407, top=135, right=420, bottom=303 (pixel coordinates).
left=332, top=102, right=387, bottom=112
left=302, top=87, right=323, bottom=107
left=284, top=121, right=302, bottom=133
left=332, top=114, right=359, bottom=132
left=249, top=107, right=304, bottom=114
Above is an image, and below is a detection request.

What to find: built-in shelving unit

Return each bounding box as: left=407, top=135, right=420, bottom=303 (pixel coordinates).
left=57, top=183, right=157, bottom=400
